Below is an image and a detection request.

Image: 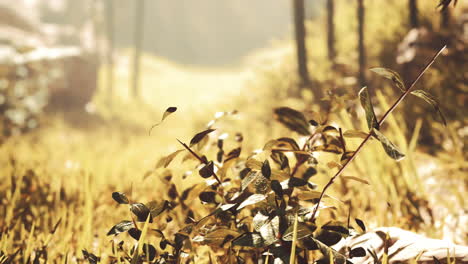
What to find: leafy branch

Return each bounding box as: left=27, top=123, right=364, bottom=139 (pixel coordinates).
left=310, top=45, right=447, bottom=220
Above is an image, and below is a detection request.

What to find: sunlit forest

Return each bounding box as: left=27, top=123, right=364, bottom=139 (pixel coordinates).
left=0, top=0, right=467, bottom=263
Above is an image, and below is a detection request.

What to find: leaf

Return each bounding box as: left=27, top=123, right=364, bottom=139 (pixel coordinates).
left=199, top=161, right=215, bottom=178
left=358, top=87, right=379, bottom=130
left=130, top=203, right=152, bottom=222
left=149, top=107, right=177, bottom=135
left=112, top=192, right=129, bottom=204
left=193, top=228, right=239, bottom=246
left=82, top=250, right=100, bottom=264
left=146, top=200, right=169, bottom=218
left=156, top=149, right=185, bottom=169
left=288, top=177, right=308, bottom=188
left=107, top=220, right=135, bottom=236
left=128, top=228, right=142, bottom=240
left=370, top=67, right=406, bottom=92
left=142, top=244, right=157, bottom=261
left=311, top=237, right=348, bottom=264
left=302, top=167, right=317, bottom=180
left=349, top=247, right=366, bottom=258
left=355, top=218, right=366, bottom=232
left=241, top=171, right=262, bottom=191
left=258, top=216, right=280, bottom=246
left=273, top=107, right=310, bottom=135
left=322, top=221, right=349, bottom=236
left=199, top=191, right=221, bottom=204
left=237, top=194, right=267, bottom=210
left=340, top=151, right=355, bottom=165
left=411, top=89, right=447, bottom=126
left=343, top=130, right=369, bottom=139
left=271, top=180, right=283, bottom=198
left=371, top=129, right=405, bottom=161
left=341, top=176, right=369, bottom=185
left=282, top=222, right=314, bottom=241
left=261, top=160, right=271, bottom=179
left=225, top=147, right=241, bottom=162
left=190, top=129, right=216, bottom=147
left=232, top=232, right=265, bottom=248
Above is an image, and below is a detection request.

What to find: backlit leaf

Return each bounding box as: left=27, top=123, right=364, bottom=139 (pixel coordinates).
left=146, top=200, right=169, bottom=218
left=371, top=129, right=405, bottom=161
left=370, top=67, right=406, bottom=92
left=237, top=194, right=267, bottom=210
left=358, top=87, right=379, bottom=130
left=149, top=107, right=177, bottom=135
left=343, top=130, right=369, bottom=139
left=130, top=203, right=152, bottom=222
left=273, top=107, right=310, bottom=135
left=156, top=149, right=185, bottom=169
left=107, top=220, right=134, bottom=236
left=282, top=222, right=314, bottom=241
left=411, top=89, right=447, bottom=126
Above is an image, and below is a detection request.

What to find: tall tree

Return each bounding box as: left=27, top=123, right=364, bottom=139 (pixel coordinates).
left=409, top=0, right=419, bottom=28
left=105, top=0, right=114, bottom=104
left=440, top=5, right=451, bottom=28
left=357, top=0, right=366, bottom=87
left=326, top=0, right=336, bottom=64
left=132, top=0, right=145, bottom=98
left=292, top=0, right=310, bottom=87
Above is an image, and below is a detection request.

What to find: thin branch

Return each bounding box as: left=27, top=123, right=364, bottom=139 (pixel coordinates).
left=310, top=45, right=446, bottom=221
left=176, top=139, right=222, bottom=185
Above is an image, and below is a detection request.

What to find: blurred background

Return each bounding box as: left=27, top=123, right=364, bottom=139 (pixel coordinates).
left=0, top=0, right=466, bottom=262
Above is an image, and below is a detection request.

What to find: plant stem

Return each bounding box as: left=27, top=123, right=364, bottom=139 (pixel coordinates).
left=310, top=45, right=446, bottom=221
left=177, top=139, right=222, bottom=185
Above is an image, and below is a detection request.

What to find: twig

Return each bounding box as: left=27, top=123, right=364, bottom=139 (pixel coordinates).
left=310, top=45, right=446, bottom=221
left=176, top=139, right=222, bottom=184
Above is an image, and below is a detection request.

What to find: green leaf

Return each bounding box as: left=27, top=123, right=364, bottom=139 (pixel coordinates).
left=112, top=192, right=129, bottom=204
left=107, top=220, right=135, bottom=236
left=411, top=89, right=447, bottom=126
left=358, top=87, right=379, bottom=130
left=189, top=128, right=216, bottom=147
left=371, top=129, right=405, bottom=161
left=273, top=107, right=310, bottom=135
left=149, top=107, right=177, bottom=135
left=370, top=67, right=406, bottom=92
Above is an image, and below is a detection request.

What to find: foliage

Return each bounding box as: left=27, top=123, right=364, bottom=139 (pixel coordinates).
left=96, top=59, right=445, bottom=263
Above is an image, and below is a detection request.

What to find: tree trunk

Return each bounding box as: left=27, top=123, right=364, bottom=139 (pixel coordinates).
left=132, top=0, right=145, bottom=98
left=409, top=0, right=419, bottom=28
left=105, top=0, right=114, bottom=104
left=292, top=0, right=310, bottom=87
left=440, top=6, right=451, bottom=29
left=357, top=0, right=366, bottom=87
left=326, top=0, right=336, bottom=64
